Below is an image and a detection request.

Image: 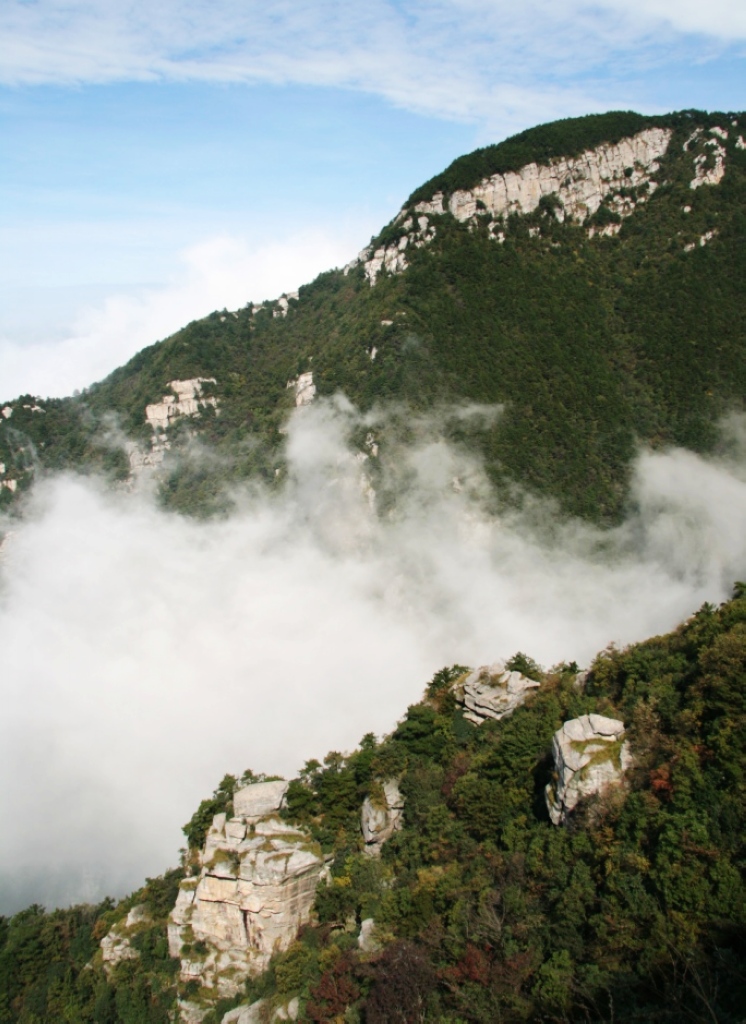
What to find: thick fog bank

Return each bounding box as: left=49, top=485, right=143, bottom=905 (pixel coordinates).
left=2, top=400, right=746, bottom=914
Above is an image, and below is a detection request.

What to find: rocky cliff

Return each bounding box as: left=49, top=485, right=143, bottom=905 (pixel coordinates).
left=167, top=780, right=329, bottom=1023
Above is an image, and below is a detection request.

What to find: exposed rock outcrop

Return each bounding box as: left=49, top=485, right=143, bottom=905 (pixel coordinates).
left=273, top=292, right=299, bottom=318
left=452, top=663, right=540, bottom=725
left=361, top=779, right=404, bottom=854
left=545, top=714, right=632, bottom=825
left=145, top=378, right=218, bottom=431
left=169, top=779, right=329, bottom=1021
left=348, top=127, right=674, bottom=284
left=286, top=372, right=316, bottom=407
left=128, top=378, right=219, bottom=478
left=222, top=997, right=299, bottom=1023
left=100, top=904, right=150, bottom=975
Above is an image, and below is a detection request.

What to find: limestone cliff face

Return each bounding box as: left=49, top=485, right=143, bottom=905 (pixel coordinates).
left=349, top=126, right=675, bottom=284
left=168, top=780, right=329, bottom=1022
left=545, top=714, right=632, bottom=825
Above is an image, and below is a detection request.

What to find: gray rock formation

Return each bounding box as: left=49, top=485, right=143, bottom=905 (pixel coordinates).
left=545, top=714, right=632, bottom=825
left=100, top=904, right=150, bottom=975
left=452, top=662, right=540, bottom=724
left=361, top=779, right=404, bottom=854
left=168, top=779, right=328, bottom=1021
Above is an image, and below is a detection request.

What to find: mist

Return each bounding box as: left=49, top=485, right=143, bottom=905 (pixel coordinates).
left=2, top=398, right=746, bottom=914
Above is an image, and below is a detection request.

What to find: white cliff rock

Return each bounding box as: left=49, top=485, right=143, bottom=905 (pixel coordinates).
left=145, top=378, right=218, bottom=431
left=348, top=127, right=674, bottom=285
left=452, top=662, right=540, bottom=725
left=286, top=372, right=316, bottom=407
left=689, top=131, right=727, bottom=189
left=169, top=780, right=328, bottom=1020
left=100, top=904, right=151, bottom=975
left=545, top=714, right=632, bottom=825
left=441, top=128, right=671, bottom=227
left=361, top=779, right=404, bottom=854
left=128, top=378, right=218, bottom=479
left=274, top=292, right=299, bottom=318
left=222, top=998, right=298, bottom=1024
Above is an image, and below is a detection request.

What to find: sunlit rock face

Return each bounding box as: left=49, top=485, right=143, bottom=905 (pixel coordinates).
left=451, top=662, right=540, bottom=725
left=144, top=378, right=218, bottom=431
left=286, top=371, right=316, bottom=406
left=168, top=780, right=329, bottom=1021
left=128, top=377, right=219, bottom=477
left=350, top=127, right=674, bottom=283
left=686, top=127, right=728, bottom=189
left=545, top=714, right=632, bottom=825
left=440, top=127, right=672, bottom=227
left=361, top=779, right=404, bottom=854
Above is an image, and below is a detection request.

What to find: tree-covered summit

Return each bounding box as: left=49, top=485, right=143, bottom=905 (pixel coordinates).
left=405, top=109, right=731, bottom=206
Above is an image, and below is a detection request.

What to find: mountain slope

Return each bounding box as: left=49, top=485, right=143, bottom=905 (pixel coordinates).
left=1, top=108, right=744, bottom=522
left=1, top=592, right=745, bottom=1022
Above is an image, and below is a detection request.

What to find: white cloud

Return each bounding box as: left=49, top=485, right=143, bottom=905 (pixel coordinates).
left=1, top=1, right=742, bottom=127
left=0, top=228, right=361, bottom=399
left=2, top=399, right=746, bottom=911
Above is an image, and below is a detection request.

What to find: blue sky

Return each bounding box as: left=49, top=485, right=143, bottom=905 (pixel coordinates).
left=1, top=0, right=744, bottom=397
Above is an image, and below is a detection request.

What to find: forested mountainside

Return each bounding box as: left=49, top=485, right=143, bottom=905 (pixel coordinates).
left=2, top=591, right=745, bottom=1023
left=1, top=108, right=745, bottom=522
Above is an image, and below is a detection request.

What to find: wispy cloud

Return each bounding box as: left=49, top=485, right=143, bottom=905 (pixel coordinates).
left=0, top=227, right=361, bottom=399
left=2, top=2, right=743, bottom=130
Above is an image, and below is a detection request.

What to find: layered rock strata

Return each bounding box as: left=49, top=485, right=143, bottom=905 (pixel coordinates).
left=168, top=780, right=329, bottom=1021
left=545, top=714, right=632, bottom=825
left=452, top=663, right=540, bottom=725
left=361, top=779, right=404, bottom=854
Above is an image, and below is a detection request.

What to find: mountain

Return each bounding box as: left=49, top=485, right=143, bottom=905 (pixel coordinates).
left=1, top=109, right=745, bottom=522
left=1, top=110, right=746, bottom=1023
left=1, top=592, right=745, bottom=1022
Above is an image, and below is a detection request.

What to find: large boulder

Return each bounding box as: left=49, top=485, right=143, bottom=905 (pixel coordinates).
left=168, top=780, right=328, bottom=1021
left=361, top=779, right=404, bottom=854
left=452, top=662, right=540, bottom=724
left=545, top=714, right=632, bottom=824
left=233, top=779, right=289, bottom=819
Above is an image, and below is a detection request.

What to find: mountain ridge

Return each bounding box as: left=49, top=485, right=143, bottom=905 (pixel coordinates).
left=1, top=107, right=745, bottom=523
